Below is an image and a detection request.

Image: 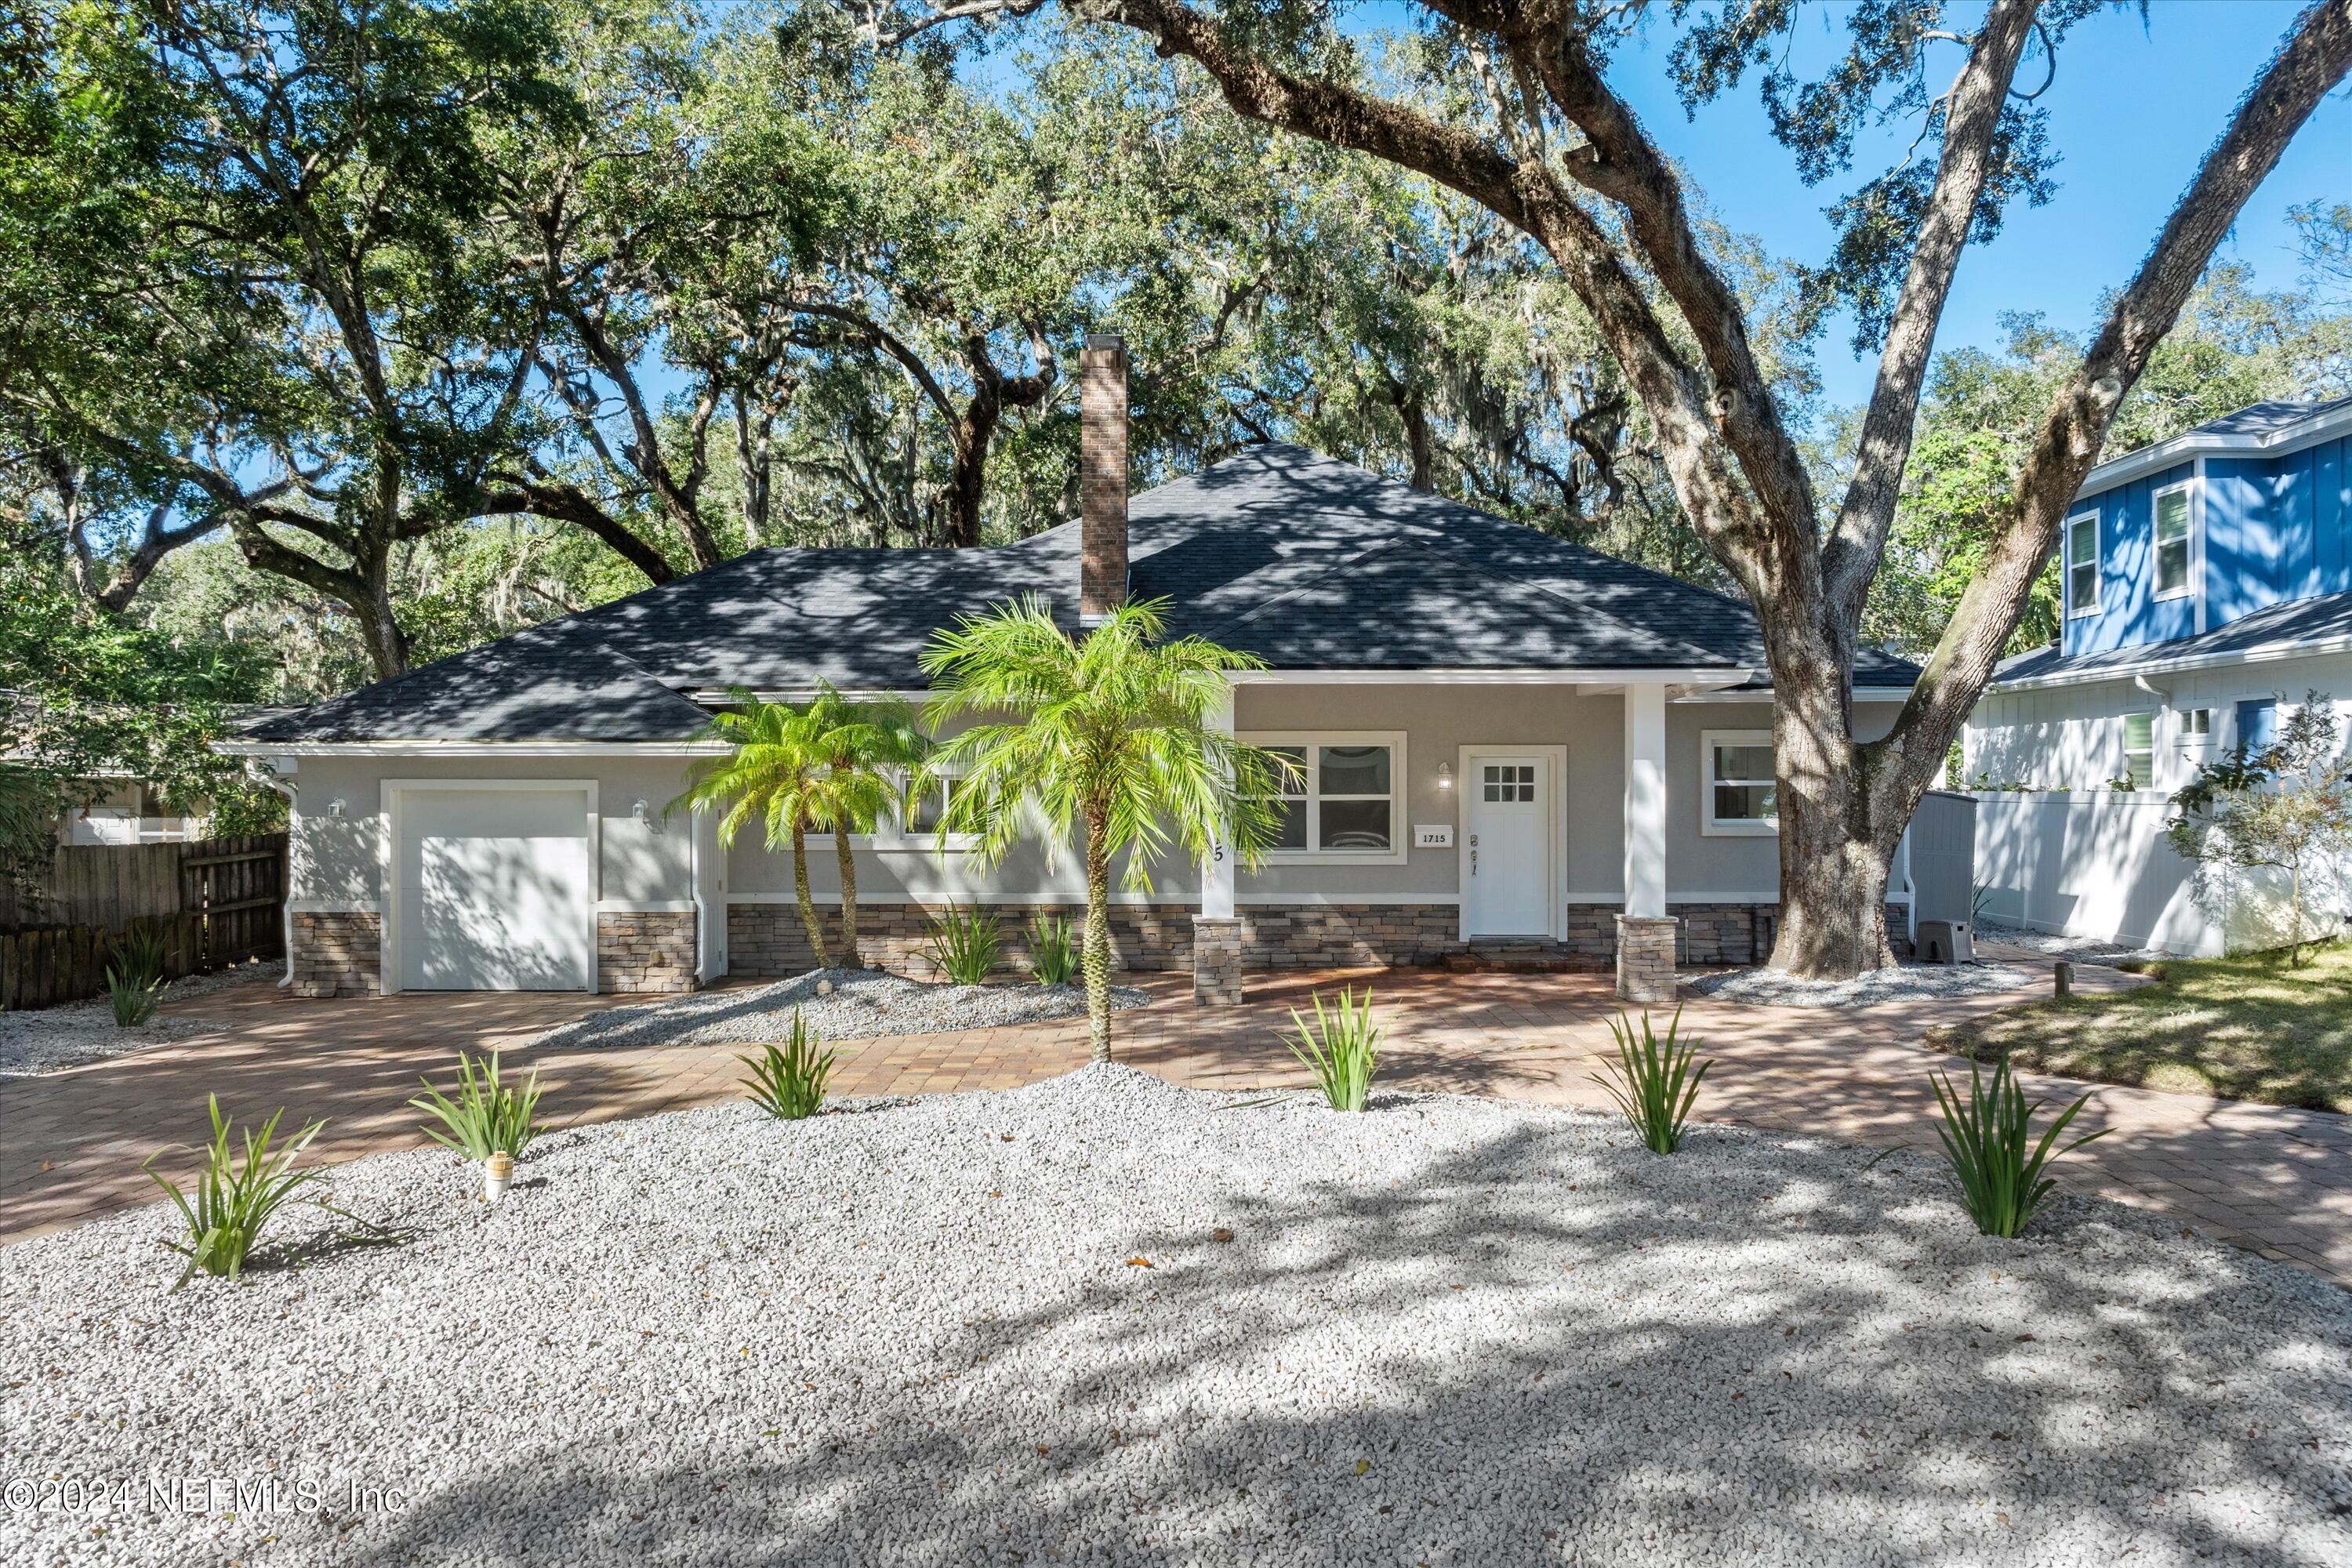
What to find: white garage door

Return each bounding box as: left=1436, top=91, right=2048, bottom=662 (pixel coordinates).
left=397, top=788, right=593, bottom=991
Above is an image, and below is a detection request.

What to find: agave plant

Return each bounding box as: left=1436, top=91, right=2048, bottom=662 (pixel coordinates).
left=1027, top=913, right=1079, bottom=985
left=410, top=1051, right=545, bottom=1162
left=1930, top=1055, right=2107, bottom=1238
left=741, top=1011, right=837, bottom=1120
left=1284, top=987, right=1383, bottom=1111
left=1591, top=1008, right=1711, bottom=1155
left=143, top=1096, right=333, bottom=1291
left=924, top=902, right=1004, bottom=985
left=104, top=923, right=172, bottom=1026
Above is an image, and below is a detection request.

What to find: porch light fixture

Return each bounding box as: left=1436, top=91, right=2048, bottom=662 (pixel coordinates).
left=326, top=797, right=347, bottom=818
left=1436, top=761, right=1454, bottom=789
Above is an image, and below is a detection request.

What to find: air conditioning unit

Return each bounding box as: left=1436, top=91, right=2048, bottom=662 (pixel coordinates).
left=1917, top=920, right=1974, bottom=965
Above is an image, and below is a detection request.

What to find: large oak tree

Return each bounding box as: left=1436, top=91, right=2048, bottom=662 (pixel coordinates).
left=855, top=0, right=2352, bottom=976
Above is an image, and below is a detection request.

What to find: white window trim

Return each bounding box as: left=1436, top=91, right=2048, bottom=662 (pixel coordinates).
left=805, top=763, right=981, bottom=852
left=2121, top=710, right=2157, bottom=790
left=1700, top=728, right=1777, bottom=838
left=2063, top=509, right=2101, bottom=618
left=1236, top=730, right=1408, bottom=866
left=2151, top=478, right=2198, bottom=603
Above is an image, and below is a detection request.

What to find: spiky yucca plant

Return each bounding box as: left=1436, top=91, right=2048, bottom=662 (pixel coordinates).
left=144, top=1096, right=332, bottom=1290
left=1284, top=986, right=1383, bottom=1110
left=1592, top=1008, right=1711, bottom=1154
left=742, top=1011, right=836, bottom=1120
left=1930, top=1055, right=2107, bottom=1238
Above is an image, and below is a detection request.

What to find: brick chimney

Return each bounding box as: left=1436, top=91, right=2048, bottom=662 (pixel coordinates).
left=1079, top=333, right=1129, bottom=623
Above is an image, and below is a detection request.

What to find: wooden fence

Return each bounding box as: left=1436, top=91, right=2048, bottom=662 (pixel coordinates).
left=0, top=833, right=287, bottom=1011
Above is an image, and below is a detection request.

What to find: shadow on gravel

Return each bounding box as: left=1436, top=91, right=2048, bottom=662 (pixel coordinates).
left=331, top=1119, right=2350, bottom=1567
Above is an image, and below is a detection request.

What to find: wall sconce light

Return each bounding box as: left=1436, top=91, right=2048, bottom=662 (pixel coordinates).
left=1436, top=761, right=1454, bottom=789
left=633, top=798, right=659, bottom=833
left=326, top=797, right=347, bottom=818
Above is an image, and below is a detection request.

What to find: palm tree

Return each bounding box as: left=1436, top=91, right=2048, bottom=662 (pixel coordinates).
left=800, top=684, right=928, bottom=967
left=920, top=595, right=1287, bottom=1060
left=670, top=694, right=834, bottom=968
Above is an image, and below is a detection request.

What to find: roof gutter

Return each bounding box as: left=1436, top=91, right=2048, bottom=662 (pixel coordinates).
left=1989, top=629, right=2352, bottom=694
left=211, top=739, right=731, bottom=758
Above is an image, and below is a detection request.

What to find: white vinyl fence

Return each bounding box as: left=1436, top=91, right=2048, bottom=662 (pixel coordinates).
left=1971, top=790, right=2352, bottom=957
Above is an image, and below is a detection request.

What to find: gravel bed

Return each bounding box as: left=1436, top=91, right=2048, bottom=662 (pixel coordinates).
left=0, top=964, right=274, bottom=1077
left=5, top=1067, right=2347, bottom=1567
left=1686, top=958, right=2042, bottom=1009
left=528, top=965, right=1152, bottom=1051
left=1973, top=920, right=2174, bottom=966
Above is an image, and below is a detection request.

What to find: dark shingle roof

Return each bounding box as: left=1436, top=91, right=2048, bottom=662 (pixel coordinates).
left=2176, top=396, right=2352, bottom=441
left=1993, top=586, right=2352, bottom=688
left=237, top=642, right=711, bottom=743
left=243, top=442, right=1919, bottom=742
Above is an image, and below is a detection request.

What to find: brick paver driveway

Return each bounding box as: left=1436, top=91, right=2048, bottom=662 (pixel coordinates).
left=5, top=952, right=2347, bottom=1287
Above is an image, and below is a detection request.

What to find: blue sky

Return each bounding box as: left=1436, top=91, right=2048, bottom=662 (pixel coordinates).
left=1592, top=0, right=2351, bottom=405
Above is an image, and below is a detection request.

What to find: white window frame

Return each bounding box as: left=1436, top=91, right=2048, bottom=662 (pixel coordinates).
left=807, top=761, right=981, bottom=851
left=2121, top=710, right=2156, bottom=791
left=2178, top=706, right=2213, bottom=746
left=2151, top=478, right=2197, bottom=603
left=1236, top=730, right=1407, bottom=865
left=889, top=761, right=981, bottom=851
left=2063, top=509, right=2101, bottom=618
left=1700, top=728, right=1778, bottom=837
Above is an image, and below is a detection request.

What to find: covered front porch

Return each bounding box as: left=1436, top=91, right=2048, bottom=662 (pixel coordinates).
left=1189, top=673, right=1919, bottom=1003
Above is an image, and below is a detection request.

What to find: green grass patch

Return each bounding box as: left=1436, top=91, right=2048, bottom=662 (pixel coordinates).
left=1929, top=939, right=2352, bottom=1112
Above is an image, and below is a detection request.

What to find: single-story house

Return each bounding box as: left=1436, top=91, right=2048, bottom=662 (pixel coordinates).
left=219, top=336, right=1924, bottom=1002
left=1964, top=395, right=2352, bottom=953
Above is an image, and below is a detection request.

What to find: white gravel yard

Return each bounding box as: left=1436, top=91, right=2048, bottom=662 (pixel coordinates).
left=1974, top=920, right=2174, bottom=966
left=1686, top=959, right=2042, bottom=1009
left=0, top=964, right=273, bottom=1077
left=527, top=964, right=1150, bottom=1051
left=3, top=1067, right=2348, bottom=1568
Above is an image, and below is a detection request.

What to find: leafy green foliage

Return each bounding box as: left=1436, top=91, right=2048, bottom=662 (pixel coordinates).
left=1592, top=1009, right=1712, bottom=1156
left=1026, top=913, right=1078, bottom=986
left=105, top=923, right=171, bottom=1025
left=409, top=1051, right=546, bottom=1162
left=1929, top=1055, right=2106, bottom=1239
left=1283, top=987, right=1383, bottom=1112
left=920, top=596, right=1287, bottom=1059
left=143, top=1096, right=333, bottom=1291
left=925, top=903, right=1004, bottom=985
left=740, top=1011, right=836, bottom=1120
left=2165, top=693, right=2352, bottom=965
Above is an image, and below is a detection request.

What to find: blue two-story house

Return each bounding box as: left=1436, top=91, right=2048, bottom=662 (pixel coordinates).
left=1964, top=396, right=2352, bottom=952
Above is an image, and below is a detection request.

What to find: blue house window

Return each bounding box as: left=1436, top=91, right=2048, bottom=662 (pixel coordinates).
left=2064, top=512, right=2100, bottom=615
left=2152, top=482, right=2194, bottom=600
left=2236, top=699, right=2278, bottom=755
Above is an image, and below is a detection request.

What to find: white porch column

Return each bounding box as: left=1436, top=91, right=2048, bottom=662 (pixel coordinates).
left=1617, top=681, right=1675, bottom=1004
left=1201, top=685, right=1237, bottom=920
left=1193, top=684, right=1243, bottom=1005
left=1621, top=682, right=1668, bottom=918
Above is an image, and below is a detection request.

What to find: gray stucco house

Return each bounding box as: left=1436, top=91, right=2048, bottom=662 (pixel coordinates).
left=219, top=337, right=1922, bottom=1003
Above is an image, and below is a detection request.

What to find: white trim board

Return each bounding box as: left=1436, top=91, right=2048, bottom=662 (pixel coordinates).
left=1987, top=631, right=2352, bottom=692
left=218, top=740, right=727, bottom=757
left=2077, top=399, right=2352, bottom=497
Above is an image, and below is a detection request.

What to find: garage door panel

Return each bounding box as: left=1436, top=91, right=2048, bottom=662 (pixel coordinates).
left=397, top=788, right=592, bottom=992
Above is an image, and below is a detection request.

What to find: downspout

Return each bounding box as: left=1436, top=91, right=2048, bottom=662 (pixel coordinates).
left=245, top=757, right=298, bottom=989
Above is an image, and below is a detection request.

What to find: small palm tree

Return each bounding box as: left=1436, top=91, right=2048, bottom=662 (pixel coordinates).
left=920, top=595, right=1287, bottom=1059
left=801, top=684, right=927, bottom=967
left=670, top=693, right=834, bottom=968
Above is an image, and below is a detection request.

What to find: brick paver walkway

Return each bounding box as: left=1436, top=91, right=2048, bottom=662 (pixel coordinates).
left=5, top=951, right=2347, bottom=1287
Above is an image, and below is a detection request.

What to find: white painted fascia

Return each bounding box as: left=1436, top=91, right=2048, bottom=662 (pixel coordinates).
left=213, top=739, right=730, bottom=757
left=2076, top=400, right=2352, bottom=498
left=1988, top=630, right=2352, bottom=694
left=1226, top=666, right=1755, bottom=688
left=1672, top=686, right=1915, bottom=704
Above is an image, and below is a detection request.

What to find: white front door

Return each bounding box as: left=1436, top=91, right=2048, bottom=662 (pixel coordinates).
left=397, top=788, right=593, bottom=991
left=1464, top=754, right=1552, bottom=938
